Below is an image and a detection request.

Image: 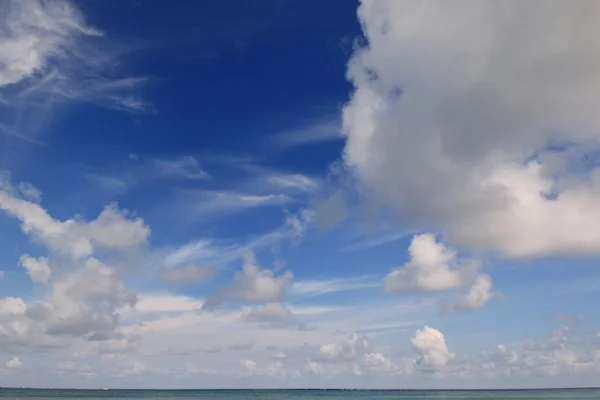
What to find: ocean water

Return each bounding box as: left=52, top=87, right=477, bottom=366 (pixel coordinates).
left=0, top=389, right=599, bottom=400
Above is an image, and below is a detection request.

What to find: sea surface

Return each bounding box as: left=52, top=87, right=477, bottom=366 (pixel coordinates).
left=0, top=389, right=599, bottom=400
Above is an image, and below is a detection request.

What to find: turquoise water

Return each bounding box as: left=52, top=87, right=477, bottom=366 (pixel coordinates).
left=0, top=389, right=599, bottom=400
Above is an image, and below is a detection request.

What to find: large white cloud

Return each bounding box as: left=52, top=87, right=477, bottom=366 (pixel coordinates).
left=342, top=0, right=600, bottom=258
left=0, top=180, right=146, bottom=351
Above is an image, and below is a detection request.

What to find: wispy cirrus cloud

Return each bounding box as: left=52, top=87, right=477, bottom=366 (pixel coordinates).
left=176, top=190, right=292, bottom=218
left=82, top=155, right=209, bottom=192
left=271, top=120, right=343, bottom=150
left=0, top=0, right=149, bottom=145
left=291, top=275, right=380, bottom=299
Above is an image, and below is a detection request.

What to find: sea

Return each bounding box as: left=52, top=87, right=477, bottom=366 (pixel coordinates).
left=0, top=389, right=598, bottom=400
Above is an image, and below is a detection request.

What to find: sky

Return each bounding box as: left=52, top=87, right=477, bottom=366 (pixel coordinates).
left=0, top=0, right=600, bottom=390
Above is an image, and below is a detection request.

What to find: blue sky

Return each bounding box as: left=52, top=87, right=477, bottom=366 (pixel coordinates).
left=1, top=0, right=600, bottom=390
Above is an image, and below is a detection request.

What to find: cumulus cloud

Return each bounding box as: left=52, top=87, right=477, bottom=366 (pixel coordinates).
left=318, top=333, right=369, bottom=363
left=19, top=254, right=51, bottom=285
left=412, top=326, right=453, bottom=370
left=5, top=357, right=21, bottom=370
left=342, top=0, right=600, bottom=258
left=384, top=234, right=464, bottom=293
left=201, top=252, right=293, bottom=311
left=444, top=274, right=494, bottom=314
left=0, top=180, right=145, bottom=350
left=0, top=183, right=149, bottom=259
left=384, top=234, right=493, bottom=311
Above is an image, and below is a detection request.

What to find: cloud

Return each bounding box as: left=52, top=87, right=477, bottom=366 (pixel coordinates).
left=150, top=156, right=209, bottom=180
left=466, top=325, right=600, bottom=380
left=0, top=0, right=148, bottom=144
left=291, top=275, right=379, bottom=298
left=384, top=234, right=493, bottom=312
left=444, top=274, right=494, bottom=314
left=241, top=359, right=258, bottom=372
left=159, top=265, right=216, bottom=285
left=272, top=120, right=344, bottom=149
left=156, top=209, right=309, bottom=270
left=0, top=0, right=101, bottom=86
left=133, top=294, right=203, bottom=314
left=317, top=333, right=369, bottom=364
left=201, top=251, right=293, bottom=311
left=180, top=190, right=292, bottom=216
left=19, top=254, right=52, bottom=285
left=84, top=155, right=209, bottom=193
left=342, top=0, right=600, bottom=258
left=0, top=181, right=150, bottom=259
left=411, top=326, right=453, bottom=370
left=242, top=303, right=303, bottom=330
left=384, top=234, right=464, bottom=293
left=5, top=357, right=21, bottom=370
left=264, top=173, right=319, bottom=193
left=0, top=180, right=145, bottom=350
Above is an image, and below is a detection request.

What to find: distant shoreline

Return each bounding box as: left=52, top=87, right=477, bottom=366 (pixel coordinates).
left=1, top=387, right=599, bottom=392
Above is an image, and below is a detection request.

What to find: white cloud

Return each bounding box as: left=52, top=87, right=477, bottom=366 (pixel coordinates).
left=0, top=297, right=26, bottom=317
left=273, top=120, right=343, bottom=149
left=318, top=333, right=369, bottom=363
left=202, top=252, right=293, bottom=311
left=412, top=326, right=453, bottom=370
left=384, top=234, right=493, bottom=312
left=342, top=0, right=600, bottom=258
left=241, top=359, right=258, bottom=372
left=0, top=0, right=101, bottom=87
left=133, top=294, right=203, bottom=314
left=19, top=254, right=51, bottom=285
left=0, top=0, right=148, bottom=144
left=0, top=183, right=149, bottom=259
left=384, top=234, right=464, bottom=293
left=265, top=174, right=319, bottom=193
left=5, top=357, right=21, bottom=370
left=0, top=180, right=145, bottom=351
left=445, top=274, right=494, bottom=314
left=292, top=275, right=379, bottom=298
left=182, top=190, right=291, bottom=216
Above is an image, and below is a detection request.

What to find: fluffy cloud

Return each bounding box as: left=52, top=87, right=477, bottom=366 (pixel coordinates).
left=19, top=255, right=51, bottom=285
left=342, top=0, right=600, bottom=258
left=0, top=180, right=145, bottom=351
left=0, top=185, right=149, bottom=259
left=318, top=333, right=369, bottom=363
left=384, top=234, right=464, bottom=292
left=468, top=325, right=600, bottom=380
left=444, top=274, right=494, bottom=314
left=5, top=357, right=21, bottom=370
left=384, top=234, right=493, bottom=311
left=412, top=326, right=453, bottom=370
left=202, top=252, right=293, bottom=311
